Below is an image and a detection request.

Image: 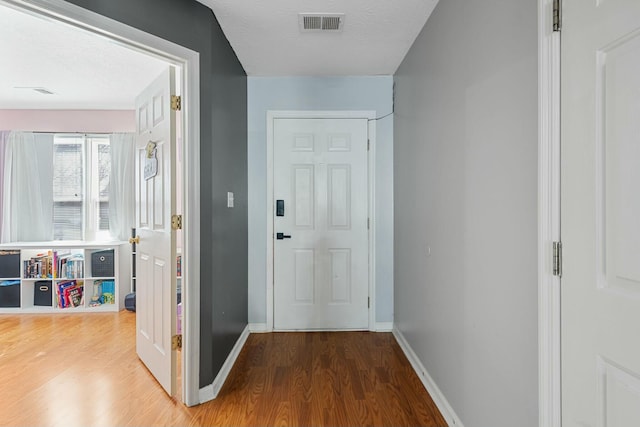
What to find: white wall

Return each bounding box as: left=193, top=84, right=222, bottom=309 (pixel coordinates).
left=393, top=0, right=538, bottom=426
left=248, top=76, right=394, bottom=325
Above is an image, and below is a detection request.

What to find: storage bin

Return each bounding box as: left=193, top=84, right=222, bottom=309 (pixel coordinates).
left=0, top=281, right=20, bottom=307
left=34, top=280, right=52, bottom=306
left=0, top=251, right=20, bottom=278
left=91, top=250, right=114, bottom=277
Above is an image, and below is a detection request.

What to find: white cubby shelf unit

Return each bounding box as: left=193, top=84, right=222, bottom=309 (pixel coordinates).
left=0, top=242, right=127, bottom=314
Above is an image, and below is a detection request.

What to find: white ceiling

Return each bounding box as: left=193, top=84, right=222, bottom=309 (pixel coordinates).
left=197, top=0, right=439, bottom=76
left=0, top=0, right=438, bottom=109
left=0, top=3, right=168, bottom=110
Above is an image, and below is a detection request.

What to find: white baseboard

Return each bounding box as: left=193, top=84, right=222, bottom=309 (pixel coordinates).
left=375, top=322, right=394, bottom=332
left=251, top=322, right=390, bottom=332
left=248, top=322, right=269, bottom=333
left=199, top=324, right=250, bottom=404
left=198, top=383, right=214, bottom=403
left=392, top=327, right=465, bottom=427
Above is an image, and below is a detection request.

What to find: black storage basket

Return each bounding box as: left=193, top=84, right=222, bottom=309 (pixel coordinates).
left=0, top=282, right=20, bottom=307
left=91, top=250, right=114, bottom=277
left=34, top=280, right=52, bottom=306
left=0, top=251, right=20, bottom=278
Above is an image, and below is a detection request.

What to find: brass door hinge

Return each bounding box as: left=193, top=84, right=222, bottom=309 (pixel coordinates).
left=171, top=214, right=182, bottom=230
left=172, top=334, right=182, bottom=350
left=171, top=95, right=182, bottom=111
left=553, top=241, right=562, bottom=277
left=553, top=0, right=561, bottom=32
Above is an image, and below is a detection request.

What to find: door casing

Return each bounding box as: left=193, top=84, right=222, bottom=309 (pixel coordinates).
left=266, top=110, right=377, bottom=332
left=538, top=0, right=562, bottom=425
left=2, top=0, right=202, bottom=407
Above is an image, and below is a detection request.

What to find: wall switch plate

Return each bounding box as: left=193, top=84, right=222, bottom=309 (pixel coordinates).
left=227, top=192, right=234, bottom=208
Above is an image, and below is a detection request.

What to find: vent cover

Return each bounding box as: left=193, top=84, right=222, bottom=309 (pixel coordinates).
left=33, top=88, right=54, bottom=95
left=14, top=86, right=55, bottom=95
left=299, top=13, right=344, bottom=32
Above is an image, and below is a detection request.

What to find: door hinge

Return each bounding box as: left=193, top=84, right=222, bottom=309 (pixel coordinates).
left=367, top=139, right=370, bottom=151
left=367, top=218, right=370, bottom=230
left=172, top=334, right=182, bottom=350
left=171, top=95, right=182, bottom=111
left=553, top=241, right=562, bottom=277
left=553, top=0, right=561, bottom=32
left=368, top=297, right=370, bottom=309
left=171, top=214, right=183, bottom=230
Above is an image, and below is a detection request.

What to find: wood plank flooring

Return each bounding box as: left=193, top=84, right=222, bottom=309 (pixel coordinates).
left=0, top=312, right=447, bottom=426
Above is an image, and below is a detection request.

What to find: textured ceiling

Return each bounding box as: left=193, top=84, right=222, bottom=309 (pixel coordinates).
left=0, top=0, right=439, bottom=109
left=0, top=3, right=168, bottom=109
left=197, top=0, right=439, bottom=76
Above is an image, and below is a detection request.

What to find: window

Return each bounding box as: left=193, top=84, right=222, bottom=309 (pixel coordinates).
left=95, top=138, right=111, bottom=233
left=52, top=135, right=111, bottom=240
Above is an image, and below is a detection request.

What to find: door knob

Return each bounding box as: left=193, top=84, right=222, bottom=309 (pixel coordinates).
left=129, top=236, right=140, bottom=244
left=276, top=232, right=291, bottom=240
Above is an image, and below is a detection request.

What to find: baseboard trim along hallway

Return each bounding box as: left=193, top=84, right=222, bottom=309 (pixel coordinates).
left=248, top=322, right=269, bottom=333
left=393, top=326, right=465, bottom=427
left=375, top=322, right=394, bottom=332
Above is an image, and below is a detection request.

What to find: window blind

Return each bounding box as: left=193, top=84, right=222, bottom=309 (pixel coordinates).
left=52, top=137, right=84, bottom=240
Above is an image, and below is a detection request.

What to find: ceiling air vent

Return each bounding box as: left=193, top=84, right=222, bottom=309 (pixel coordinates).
left=14, top=86, right=55, bottom=95
left=33, top=88, right=55, bottom=95
left=299, top=13, right=344, bottom=32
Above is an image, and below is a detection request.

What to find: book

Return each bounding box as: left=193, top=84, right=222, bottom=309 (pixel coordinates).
left=56, top=280, right=76, bottom=308
left=65, top=284, right=84, bottom=308
left=24, top=253, right=53, bottom=278
left=101, top=280, right=115, bottom=304
left=55, top=252, right=84, bottom=279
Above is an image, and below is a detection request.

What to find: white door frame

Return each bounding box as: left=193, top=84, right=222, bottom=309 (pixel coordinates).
left=538, top=0, right=561, bottom=425
left=2, top=0, right=201, bottom=407
left=266, top=110, right=376, bottom=332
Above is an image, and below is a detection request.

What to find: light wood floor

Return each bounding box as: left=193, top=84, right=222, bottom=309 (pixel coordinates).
left=0, top=311, right=446, bottom=426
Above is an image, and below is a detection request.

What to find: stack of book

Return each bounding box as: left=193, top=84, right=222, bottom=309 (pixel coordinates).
left=24, top=252, right=53, bottom=278
left=54, top=252, right=84, bottom=279
left=56, top=280, right=84, bottom=308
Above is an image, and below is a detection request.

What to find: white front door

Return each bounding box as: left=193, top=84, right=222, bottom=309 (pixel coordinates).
left=273, top=118, right=369, bottom=330
left=561, top=1, right=640, bottom=425
left=134, top=67, right=177, bottom=396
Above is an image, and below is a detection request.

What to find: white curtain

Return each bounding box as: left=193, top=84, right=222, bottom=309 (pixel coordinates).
left=0, top=131, right=9, bottom=236
left=1, top=132, right=54, bottom=242
left=109, top=133, right=135, bottom=241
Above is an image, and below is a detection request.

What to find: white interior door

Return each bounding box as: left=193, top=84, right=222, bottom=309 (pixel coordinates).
left=273, top=118, right=369, bottom=330
left=135, top=67, right=177, bottom=396
left=561, top=1, right=640, bottom=425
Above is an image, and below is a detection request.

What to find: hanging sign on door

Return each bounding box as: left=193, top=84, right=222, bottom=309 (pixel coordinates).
left=144, top=141, right=158, bottom=180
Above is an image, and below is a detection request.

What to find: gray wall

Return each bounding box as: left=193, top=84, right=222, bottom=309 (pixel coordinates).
left=247, top=76, right=394, bottom=325
left=393, top=0, right=538, bottom=426
left=66, top=0, right=248, bottom=388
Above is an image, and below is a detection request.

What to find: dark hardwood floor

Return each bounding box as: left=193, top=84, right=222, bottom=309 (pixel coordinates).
left=0, top=312, right=447, bottom=426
